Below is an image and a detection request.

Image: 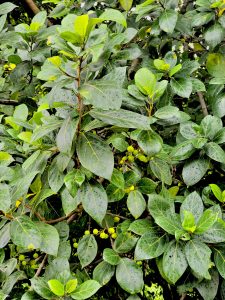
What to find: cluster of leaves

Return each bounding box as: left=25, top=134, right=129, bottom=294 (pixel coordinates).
left=1, top=0, right=225, bottom=299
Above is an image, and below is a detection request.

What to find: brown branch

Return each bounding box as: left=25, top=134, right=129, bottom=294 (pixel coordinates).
left=180, top=0, right=191, bottom=13
left=107, top=212, right=128, bottom=220
left=35, top=254, right=48, bottom=277
left=180, top=293, right=187, bottom=300
left=24, top=0, right=40, bottom=14
left=0, top=99, right=19, bottom=106
left=197, top=92, right=208, bottom=116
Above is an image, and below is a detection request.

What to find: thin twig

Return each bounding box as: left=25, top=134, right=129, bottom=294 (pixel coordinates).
left=197, top=91, right=208, bottom=116
left=107, top=212, right=128, bottom=220
left=0, top=99, right=19, bottom=106
left=35, top=254, right=48, bottom=277
left=180, top=293, right=187, bottom=300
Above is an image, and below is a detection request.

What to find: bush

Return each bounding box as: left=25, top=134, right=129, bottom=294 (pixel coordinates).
left=0, top=0, right=225, bottom=299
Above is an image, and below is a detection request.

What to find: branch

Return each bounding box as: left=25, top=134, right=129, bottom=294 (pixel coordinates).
left=180, top=0, right=191, bottom=13
left=197, top=92, right=208, bottom=116
left=0, top=99, right=19, bottom=106
left=180, top=293, right=187, bottom=300
left=35, top=253, right=48, bottom=277
left=24, top=0, right=40, bottom=14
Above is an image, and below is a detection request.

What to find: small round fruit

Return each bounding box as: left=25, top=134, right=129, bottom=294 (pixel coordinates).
left=108, top=227, right=115, bottom=234
left=93, top=229, right=99, bottom=235
left=122, top=156, right=127, bottom=161
left=127, top=146, right=134, bottom=153
left=111, top=233, right=117, bottom=239
left=19, top=255, right=25, bottom=261
left=27, top=243, right=35, bottom=251
left=73, top=242, right=78, bottom=249
left=129, top=185, right=135, bottom=191
left=31, top=264, right=38, bottom=269
left=22, top=261, right=27, bottom=266
left=104, top=234, right=109, bottom=239
left=33, top=253, right=39, bottom=259
left=136, top=261, right=142, bottom=266
left=133, top=149, right=138, bottom=156
left=114, top=216, right=120, bottom=223
left=100, top=232, right=106, bottom=239
left=84, top=230, right=90, bottom=235
left=128, top=155, right=134, bottom=163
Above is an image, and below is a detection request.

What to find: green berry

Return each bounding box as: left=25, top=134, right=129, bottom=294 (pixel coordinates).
left=22, top=261, right=27, bottom=266
left=128, top=155, right=134, bottom=162
left=111, top=233, right=117, bottom=239
left=133, top=150, right=138, bottom=155
left=73, top=242, right=78, bottom=248
left=108, top=227, right=115, bottom=234
left=104, top=234, right=109, bottom=239
left=93, top=229, right=99, bottom=235
left=30, top=260, right=36, bottom=265
left=33, top=253, right=38, bottom=259
left=31, top=264, right=38, bottom=269
left=19, top=255, right=25, bottom=261
left=27, top=243, right=35, bottom=250
left=127, top=145, right=134, bottom=153
left=84, top=230, right=90, bottom=235
left=129, top=185, right=135, bottom=191
left=136, top=261, right=142, bottom=266
left=114, top=216, right=120, bottom=222
left=122, top=156, right=127, bottom=161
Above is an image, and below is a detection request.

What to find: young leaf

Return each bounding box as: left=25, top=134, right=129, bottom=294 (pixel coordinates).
left=65, top=279, right=78, bottom=294
left=181, top=211, right=196, bottom=233
left=135, top=68, right=156, bottom=97
left=210, top=184, right=223, bottom=202
left=180, top=192, right=203, bottom=223
left=48, top=279, right=64, bottom=297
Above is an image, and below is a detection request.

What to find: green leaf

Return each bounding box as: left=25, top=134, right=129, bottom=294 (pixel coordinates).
left=0, top=151, right=14, bottom=166
left=212, top=95, right=225, bottom=118
left=180, top=192, right=203, bottom=223
left=206, top=53, right=225, bottom=78
left=137, top=178, right=157, bottom=194
left=137, top=130, right=162, bottom=156
left=103, top=248, right=121, bottom=265
left=0, top=2, right=17, bottom=15
left=185, top=240, right=211, bottom=279
left=148, top=194, right=174, bottom=219
left=76, top=132, right=114, bottom=180
left=169, top=64, right=182, bottom=77
left=0, top=183, right=11, bottom=212
left=10, top=216, right=42, bottom=250
left=181, top=211, right=196, bottom=233
left=56, top=117, right=78, bottom=154
left=37, top=222, right=59, bottom=256
left=71, top=280, right=101, bottom=300
left=155, top=214, right=182, bottom=235
left=116, top=258, right=144, bottom=294
left=129, top=219, right=154, bottom=235
left=196, top=269, right=219, bottom=300
left=61, top=188, right=79, bottom=215
left=170, top=141, right=196, bottom=161
left=159, top=9, right=178, bottom=33
left=204, top=23, right=225, bottom=48
left=65, top=279, right=78, bottom=294
left=192, top=12, right=214, bottom=27
left=204, top=142, right=225, bottom=163
left=77, top=235, right=97, bottom=268
left=31, top=277, right=55, bottom=299
left=135, top=68, right=156, bottom=97
left=199, top=219, right=225, bottom=243
left=80, top=183, right=108, bottom=224
left=214, top=248, right=225, bottom=279
left=162, top=241, right=188, bottom=284
left=127, top=190, right=146, bottom=219
left=195, top=209, right=218, bottom=234
left=48, top=279, right=64, bottom=297
left=74, top=14, right=89, bottom=38
left=110, top=169, right=125, bottom=189
left=119, top=0, right=133, bottom=11
left=210, top=184, right=223, bottom=202
left=200, top=115, right=222, bottom=140
left=170, top=78, right=192, bottom=98
left=182, top=158, right=209, bottom=186
left=90, top=109, right=154, bottom=129
left=48, top=159, right=64, bottom=193
left=149, top=157, right=172, bottom=185
left=0, top=223, right=10, bottom=248
left=100, top=9, right=127, bottom=27
left=113, top=232, right=138, bottom=253
left=93, top=261, right=115, bottom=285
left=135, top=231, right=168, bottom=260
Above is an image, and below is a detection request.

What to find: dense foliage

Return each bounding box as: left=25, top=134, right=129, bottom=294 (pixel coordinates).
left=1, top=0, right=225, bottom=299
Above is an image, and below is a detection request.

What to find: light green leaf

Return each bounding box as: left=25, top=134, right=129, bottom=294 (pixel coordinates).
left=48, top=279, right=64, bottom=297
left=0, top=2, right=17, bottom=15
left=71, top=280, right=101, bottom=300
left=210, top=184, right=223, bottom=202
left=180, top=192, right=203, bottom=223
left=135, top=68, right=156, bottom=97
left=74, top=14, right=89, bottom=38
left=195, top=209, right=218, bottom=234
left=65, top=280, right=78, bottom=294
left=119, top=0, right=133, bottom=11
left=76, top=132, right=114, bottom=180
left=0, top=183, right=11, bottom=212
left=206, top=53, right=225, bottom=78
left=110, top=169, right=125, bottom=189
left=181, top=211, right=196, bottom=233
left=159, top=9, right=178, bottom=33
left=116, top=258, right=144, bottom=294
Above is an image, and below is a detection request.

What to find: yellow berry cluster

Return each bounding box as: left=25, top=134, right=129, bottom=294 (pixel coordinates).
left=3, top=63, right=16, bottom=71
left=124, top=185, right=135, bottom=193
left=92, top=227, right=117, bottom=239
left=17, top=251, right=39, bottom=269
left=119, top=145, right=149, bottom=165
